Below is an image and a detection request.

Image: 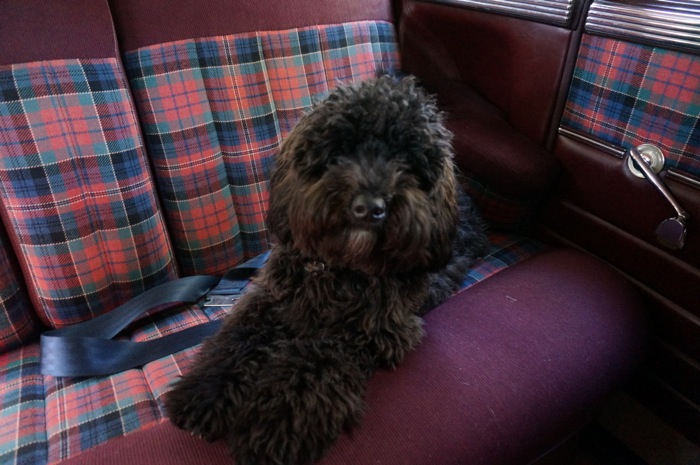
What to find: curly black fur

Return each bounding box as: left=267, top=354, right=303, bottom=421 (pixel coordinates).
left=165, top=75, right=489, bottom=465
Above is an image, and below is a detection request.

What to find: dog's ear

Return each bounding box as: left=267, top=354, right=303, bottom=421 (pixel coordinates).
left=412, top=91, right=459, bottom=270
left=287, top=110, right=342, bottom=180
left=266, top=148, right=295, bottom=244
left=427, top=155, right=460, bottom=270
left=267, top=103, right=343, bottom=245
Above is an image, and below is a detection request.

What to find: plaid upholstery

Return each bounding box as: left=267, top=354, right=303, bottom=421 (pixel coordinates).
left=123, top=20, right=400, bottom=276
left=0, top=232, right=38, bottom=353
left=462, top=233, right=548, bottom=288
left=561, top=35, right=700, bottom=178
left=0, top=59, right=177, bottom=328
left=0, top=345, right=47, bottom=465
left=44, top=370, right=161, bottom=462
left=0, top=314, right=206, bottom=465
left=318, top=22, right=399, bottom=91
left=140, top=347, right=200, bottom=417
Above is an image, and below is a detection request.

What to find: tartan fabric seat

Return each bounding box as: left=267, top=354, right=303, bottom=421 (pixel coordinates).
left=0, top=0, right=647, bottom=464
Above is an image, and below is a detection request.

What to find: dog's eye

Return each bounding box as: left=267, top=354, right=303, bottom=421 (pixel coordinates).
left=300, top=163, right=327, bottom=180
left=296, top=149, right=347, bottom=180
left=416, top=172, right=436, bottom=192
left=405, top=160, right=437, bottom=192
left=294, top=151, right=329, bottom=179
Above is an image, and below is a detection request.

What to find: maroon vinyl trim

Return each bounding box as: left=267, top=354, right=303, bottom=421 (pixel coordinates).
left=108, top=0, right=393, bottom=52
left=0, top=0, right=117, bottom=66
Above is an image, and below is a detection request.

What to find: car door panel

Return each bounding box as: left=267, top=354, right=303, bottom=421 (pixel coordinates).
left=398, top=0, right=582, bottom=231
left=400, top=0, right=579, bottom=146
left=544, top=0, right=700, bottom=441
left=399, top=0, right=700, bottom=444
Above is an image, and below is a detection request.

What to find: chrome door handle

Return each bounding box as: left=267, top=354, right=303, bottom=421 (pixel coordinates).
left=628, top=146, right=690, bottom=250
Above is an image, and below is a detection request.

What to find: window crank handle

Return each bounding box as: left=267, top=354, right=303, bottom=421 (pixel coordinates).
left=628, top=146, right=690, bottom=250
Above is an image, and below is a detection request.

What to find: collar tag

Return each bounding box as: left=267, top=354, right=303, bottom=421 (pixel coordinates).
left=304, top=260, right=326, bottom=275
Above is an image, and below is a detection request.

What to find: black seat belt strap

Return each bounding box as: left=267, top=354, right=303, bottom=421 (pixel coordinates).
left=40, top=251, right=269, bottom=377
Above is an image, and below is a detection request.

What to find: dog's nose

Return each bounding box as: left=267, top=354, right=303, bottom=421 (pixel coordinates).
left=351, top=194, right=386, bottom=222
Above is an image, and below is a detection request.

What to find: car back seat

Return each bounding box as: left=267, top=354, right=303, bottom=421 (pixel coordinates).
left=0, top=0, right=647, bottom=464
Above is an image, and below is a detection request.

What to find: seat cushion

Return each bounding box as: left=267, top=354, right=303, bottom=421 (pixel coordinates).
left=0, top=233, right=548, bottom=464
left=55, top=247, right=647, bottom=465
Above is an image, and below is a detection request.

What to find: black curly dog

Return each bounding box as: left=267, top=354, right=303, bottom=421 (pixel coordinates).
left=165, top=75, right=489, bottom=465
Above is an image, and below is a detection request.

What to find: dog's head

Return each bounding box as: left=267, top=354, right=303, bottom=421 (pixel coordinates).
left=267, top=76, right=459, bottom=275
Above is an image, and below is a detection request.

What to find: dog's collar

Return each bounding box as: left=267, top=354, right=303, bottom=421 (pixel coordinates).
left=303, top=259, right=327, bottom=276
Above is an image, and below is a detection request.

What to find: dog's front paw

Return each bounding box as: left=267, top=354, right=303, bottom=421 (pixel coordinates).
left=372, top=314, right=425, bottom=369
left=164, top=322, right=271, bottom=441
left=226, top=339, right=367, bottom=465
left=164, top=376, right=224, bottom=441
left=165, top=373, right=239, bottom=441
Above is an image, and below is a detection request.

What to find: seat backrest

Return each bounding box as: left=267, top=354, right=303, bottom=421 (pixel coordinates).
left=0, top=0, right=401, bottom=338
left=109, top=0, right=400, bottom=276
left=0, top=0, right=178, bottom=331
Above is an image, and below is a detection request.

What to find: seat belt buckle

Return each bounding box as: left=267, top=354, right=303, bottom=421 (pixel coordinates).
left=200, top=250, right=271, bottom=309
left=202, top=295, right=241, bottom=307
left=201, top=280, right=247, bottom=309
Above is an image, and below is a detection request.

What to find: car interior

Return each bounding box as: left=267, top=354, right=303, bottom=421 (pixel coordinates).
left=0, top=0, right=698, bottom=464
